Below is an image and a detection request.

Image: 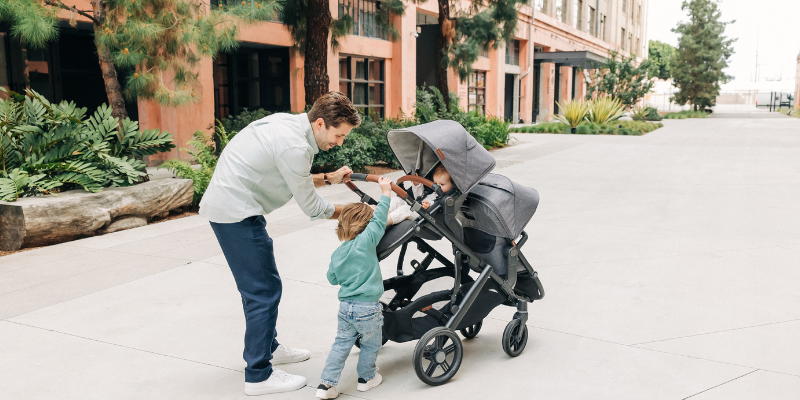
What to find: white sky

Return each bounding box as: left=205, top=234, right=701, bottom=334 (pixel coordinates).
left=648, top=0, right=800, bottom=90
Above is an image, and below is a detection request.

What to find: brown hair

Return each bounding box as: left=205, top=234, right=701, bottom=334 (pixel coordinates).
left=433, top=164, right=451, bottom=183
left=307, top=91, right=361, bottom=128
left=336, top=203, right=374, bottom=241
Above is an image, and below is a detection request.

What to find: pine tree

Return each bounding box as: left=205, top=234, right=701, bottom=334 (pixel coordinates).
left=0, top=0, right=280, bottom=120
left=671, top=0, right=736, bottom=111
left=648, top=40, right=676, bottom=81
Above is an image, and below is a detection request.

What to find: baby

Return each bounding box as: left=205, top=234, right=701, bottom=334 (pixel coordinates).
left=386, top=164, right=455, bottom=225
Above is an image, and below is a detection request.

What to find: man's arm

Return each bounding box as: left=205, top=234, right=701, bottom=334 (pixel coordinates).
left=276, top=148, right=335, bottom=220
left=312, top=166, right=354, bottom=188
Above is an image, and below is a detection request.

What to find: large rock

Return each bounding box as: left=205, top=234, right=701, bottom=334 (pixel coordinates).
left=0, top=179, right=193, bottom=251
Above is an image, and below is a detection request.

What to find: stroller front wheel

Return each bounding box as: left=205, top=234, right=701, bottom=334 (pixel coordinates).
left=413, top=327, right=463, bottom=386
left=459, top=320, right=483, bottom=339
left=502, top=319, right=528, bottom=357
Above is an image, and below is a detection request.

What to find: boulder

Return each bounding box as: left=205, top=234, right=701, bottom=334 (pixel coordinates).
left=0, top=179, right=193, bottom=251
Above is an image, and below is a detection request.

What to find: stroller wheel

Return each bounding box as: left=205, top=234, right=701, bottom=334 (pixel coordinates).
left=413, top=327, right=463, bottom=386
left=459, top=320, right=483, bottom=339
left=502, top=319, right=528, bottom=357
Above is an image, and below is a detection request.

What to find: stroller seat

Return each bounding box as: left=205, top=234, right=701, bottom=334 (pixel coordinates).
left=377, top=219, right=442, bottom=261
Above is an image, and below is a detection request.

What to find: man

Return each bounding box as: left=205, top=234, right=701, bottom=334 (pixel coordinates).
left=200, top=92, right=361, bottom=396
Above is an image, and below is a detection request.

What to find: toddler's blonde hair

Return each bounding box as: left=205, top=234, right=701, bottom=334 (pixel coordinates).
left=337, top=203, right=374, bottom=241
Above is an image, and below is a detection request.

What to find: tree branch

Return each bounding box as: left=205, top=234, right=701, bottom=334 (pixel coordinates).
left=45, top=0, right=101, bottom=25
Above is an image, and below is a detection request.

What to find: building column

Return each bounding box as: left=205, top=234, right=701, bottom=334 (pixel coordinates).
left=390, top=3, right=418, bottom=117
left=290, top=50, right=305, bottom=113
left=539, top=62, right=555, bottom=121
left=575, top=68, right=587, bottom=101
left=519, top=38, right=533, bottom=123
left=559, top=66, right=573, bottom=107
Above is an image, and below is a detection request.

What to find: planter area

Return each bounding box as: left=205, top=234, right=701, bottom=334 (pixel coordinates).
left=512, top=121, right=664, bottom=136
left=0, top=179, right=193, bottom=251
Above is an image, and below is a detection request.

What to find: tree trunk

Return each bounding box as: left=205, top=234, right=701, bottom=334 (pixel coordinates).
left=436, top=0, right=451, bottom=113
left=305, top=0, right=332, bottom=107
left=91, top=0, right=128, bottom=120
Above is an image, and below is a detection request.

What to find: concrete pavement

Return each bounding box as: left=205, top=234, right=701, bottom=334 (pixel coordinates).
left=2, top=108, right=800, bottom=399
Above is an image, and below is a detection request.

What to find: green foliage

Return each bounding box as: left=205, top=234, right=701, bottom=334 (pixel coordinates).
left=662, top=110, right=708, bottom=119
left=648, top=40, right=677, bottom=80
left=586, top=96, right=625, bottom=124
left=311, top=131, right=375, bottom=173
left=219, top=108, right=274, bottom=136
left=554, top=100, right=589, bottom=128
left=0, top=89, right=175, bottom=202
left=630, top=105, right=650, bottom=121
left=585, top=51, right=655, bottom=110
left=671, top=0, right=736, bottom=110
left=158, top=124, right=231, bottom=206
left=511, top=121, right=663, bottom=136
left=0, top=0, right=281, bottom=106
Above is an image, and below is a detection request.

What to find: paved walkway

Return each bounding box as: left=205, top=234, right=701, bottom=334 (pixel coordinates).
left=2, top=109, right=800, bottom=399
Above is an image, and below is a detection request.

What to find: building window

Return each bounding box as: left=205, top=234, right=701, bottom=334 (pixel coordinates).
left=588, top=6, right=595, bottom=35
left=505, top=39, right=520, bottom=66
left=622, top=0, right=627, bottom=12
left=557, top=0, right=568, bottom=23
left=629, top=34, right=633, bottom=52
left=213, top=47, right=290, bottom=120
left=339, top=56, right=384, bottom=116
left=468, top=71, right=486, bottom=115
left=338, top=0, right=389, bottom=40
left=573, top=0, right=582, bottom=30
left=638, top=4, right=642, bottom=25
left=535, top=0, right=546, bottom=12
left=479, top=44, right=489, bottom=58
left=621, top=28, right=626, bottom=49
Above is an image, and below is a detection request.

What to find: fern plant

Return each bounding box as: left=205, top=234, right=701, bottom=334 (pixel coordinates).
left=554, top=100, right=589, bottom=128
left=586, top=96, right=625, bottom=124
left=158, top=121, right=231, bottom=206
left=0, top=89, right=175, bottom=201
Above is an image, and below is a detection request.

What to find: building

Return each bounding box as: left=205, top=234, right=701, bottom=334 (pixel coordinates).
left=796, top=53, right=800, bottom=110
left=0, top=0, right=648, bottom=163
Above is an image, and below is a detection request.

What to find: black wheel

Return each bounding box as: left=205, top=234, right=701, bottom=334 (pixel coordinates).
left=502, top=319, right=528, bottom=357
left=459, top=320, right=483, bottom=339
left=413, top=327, right=463, bottom=386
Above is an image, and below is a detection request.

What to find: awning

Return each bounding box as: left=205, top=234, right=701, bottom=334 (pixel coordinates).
left=533, top=51, right=606, bottom=68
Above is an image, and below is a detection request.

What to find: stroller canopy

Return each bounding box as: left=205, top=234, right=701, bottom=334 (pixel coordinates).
left=465, top=174, right=539, bottom=239
left=387, top=120, right=496, bottom=193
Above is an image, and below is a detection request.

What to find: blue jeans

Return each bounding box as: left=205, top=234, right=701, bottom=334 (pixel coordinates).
left=210, top=216, right=280, bottom=383
left=320, top=300, right=384, bottom=386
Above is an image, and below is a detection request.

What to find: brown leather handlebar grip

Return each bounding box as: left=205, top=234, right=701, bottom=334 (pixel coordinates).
left=396, top=175, right=435, bottom=189
left=344, top=173, right=407, bottom=198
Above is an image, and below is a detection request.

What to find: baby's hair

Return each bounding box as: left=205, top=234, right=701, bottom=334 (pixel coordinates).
left=337, top=203, right=374, bottom=241
left=433, top=164, right=452, bottom=183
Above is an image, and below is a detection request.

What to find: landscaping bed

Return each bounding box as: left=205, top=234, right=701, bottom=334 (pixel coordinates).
left=512, top=121, right=663, bottom=136
left=662, top=110, right=709, bottom=119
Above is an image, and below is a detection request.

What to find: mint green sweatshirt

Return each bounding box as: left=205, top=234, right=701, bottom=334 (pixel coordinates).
left=327, top=195, right=390, bottom=302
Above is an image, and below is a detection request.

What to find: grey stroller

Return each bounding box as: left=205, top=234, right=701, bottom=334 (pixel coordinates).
left=343, top=120, right=544, bottom=386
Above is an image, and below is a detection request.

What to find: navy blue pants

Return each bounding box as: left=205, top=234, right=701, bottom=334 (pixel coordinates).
left=210, top=216, right=280, bottom=383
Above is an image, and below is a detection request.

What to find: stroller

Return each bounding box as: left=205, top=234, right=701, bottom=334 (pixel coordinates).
left=343, top=120, right=544, bottom=386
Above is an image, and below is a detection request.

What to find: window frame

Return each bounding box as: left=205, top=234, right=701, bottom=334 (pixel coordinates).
left=339, top=55, right=385, bottom=117
left=467, top=70, right=487, bottom=115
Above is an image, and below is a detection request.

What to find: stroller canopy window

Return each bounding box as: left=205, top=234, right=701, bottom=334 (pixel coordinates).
left=465, top=174, right=540, bottom=239
left=387, top=120, right=496, bottom=193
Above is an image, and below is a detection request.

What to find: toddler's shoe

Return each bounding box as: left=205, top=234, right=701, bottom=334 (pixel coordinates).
left=272, top=344, right=311, bottom=365
left=244, top=369, right=306, bottom=396
left=357, top=373, right=382, bottom=392
left=315, top=384, right=339, bottom=399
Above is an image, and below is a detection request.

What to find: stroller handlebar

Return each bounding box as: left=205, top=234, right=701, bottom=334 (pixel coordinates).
left=344, top=173, right=408, bottom=198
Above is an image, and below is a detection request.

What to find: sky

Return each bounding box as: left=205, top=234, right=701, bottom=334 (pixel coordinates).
left=648, top=0, right=800, bottom=91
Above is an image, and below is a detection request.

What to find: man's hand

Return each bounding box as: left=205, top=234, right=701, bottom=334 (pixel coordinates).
left=377, top=176, right=393, bottom=197
left=327, top=166, right=353, bottom=184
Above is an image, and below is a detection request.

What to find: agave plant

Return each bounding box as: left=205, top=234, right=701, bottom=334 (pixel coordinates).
left=586, top=96, right=625, bottom=124
left=554, top=100, right=589, bottom=128
left=630, top=105, right=650, bottom=121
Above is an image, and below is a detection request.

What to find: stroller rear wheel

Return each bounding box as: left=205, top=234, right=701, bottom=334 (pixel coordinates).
left=413, top=327, right=463, bottom=386
left=502, top=319, right=528, bottom=357
left=459, top=320, right=483, bottom=339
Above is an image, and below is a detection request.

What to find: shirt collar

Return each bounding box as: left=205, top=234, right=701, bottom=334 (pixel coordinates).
left=299, top=113, right=319, bottom=155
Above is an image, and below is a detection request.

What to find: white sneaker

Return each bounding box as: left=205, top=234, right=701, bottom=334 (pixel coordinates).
left=356, top=373, right=382, bottom=392
left=315, top=384, right=339, bottom=399
left=272, top=344, right=311, bottom=365
left=244, top=369, right=306, bottom=396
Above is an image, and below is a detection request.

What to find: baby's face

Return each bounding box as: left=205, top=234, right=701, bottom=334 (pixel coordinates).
left=434, top=175, right=453, bottom=193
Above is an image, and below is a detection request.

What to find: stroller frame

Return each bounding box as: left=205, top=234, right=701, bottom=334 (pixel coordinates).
left=345, top=172, right=544, bottom=386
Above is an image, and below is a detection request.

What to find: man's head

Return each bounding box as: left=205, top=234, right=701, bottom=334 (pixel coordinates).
left=432, top=164, right=454, bottom=193
left=308, top=92, right=361, bottom=151
left=336, top=203, right=373, bottom=241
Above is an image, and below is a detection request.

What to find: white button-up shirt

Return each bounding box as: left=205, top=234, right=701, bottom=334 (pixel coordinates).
left=199, top=113, right=335, bottom=223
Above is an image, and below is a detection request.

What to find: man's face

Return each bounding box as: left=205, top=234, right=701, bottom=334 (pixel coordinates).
left=434, top=173, right=453, bottom=194
left=313, top=118, right=353, bottom=151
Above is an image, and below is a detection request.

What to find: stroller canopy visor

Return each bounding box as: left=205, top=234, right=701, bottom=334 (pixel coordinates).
left=387, top=120, right=496, bottom=193
left=465, top=174, right=540, bottom=239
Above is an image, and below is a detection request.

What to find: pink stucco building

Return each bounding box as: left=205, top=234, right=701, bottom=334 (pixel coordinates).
left=0, top=0, right=648, bottom=162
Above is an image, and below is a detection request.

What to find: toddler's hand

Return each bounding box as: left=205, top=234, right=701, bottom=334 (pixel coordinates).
left=377, top=176, right=393, bottom=196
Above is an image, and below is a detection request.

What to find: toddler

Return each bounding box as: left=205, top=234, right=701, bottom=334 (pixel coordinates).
left=316, top=176, right=393, bottom=399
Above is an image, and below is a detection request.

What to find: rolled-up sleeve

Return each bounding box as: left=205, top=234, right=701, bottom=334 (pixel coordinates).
left=276, top=147, right=335, bottom=220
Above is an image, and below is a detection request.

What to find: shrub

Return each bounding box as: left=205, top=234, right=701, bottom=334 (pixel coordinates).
left=511, top=120, right=662, bottom=136
left=645, top=106, right=663, bottom=121
left=663, top=110, right=708, bottom=119
left=631, top=105, right=650, bottom=121
left=220, top=108, right=274, bottom=136
left=554, top=100, right=589, bottom=128
left=311, top=131, right=374, bottom=173
left=586, top=96, right=625, bottom=124
left=0, top=89, right=175, bottom=202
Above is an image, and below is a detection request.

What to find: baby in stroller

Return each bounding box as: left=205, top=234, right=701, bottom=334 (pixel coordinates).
left=386, top=165, right=454, bottom=226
